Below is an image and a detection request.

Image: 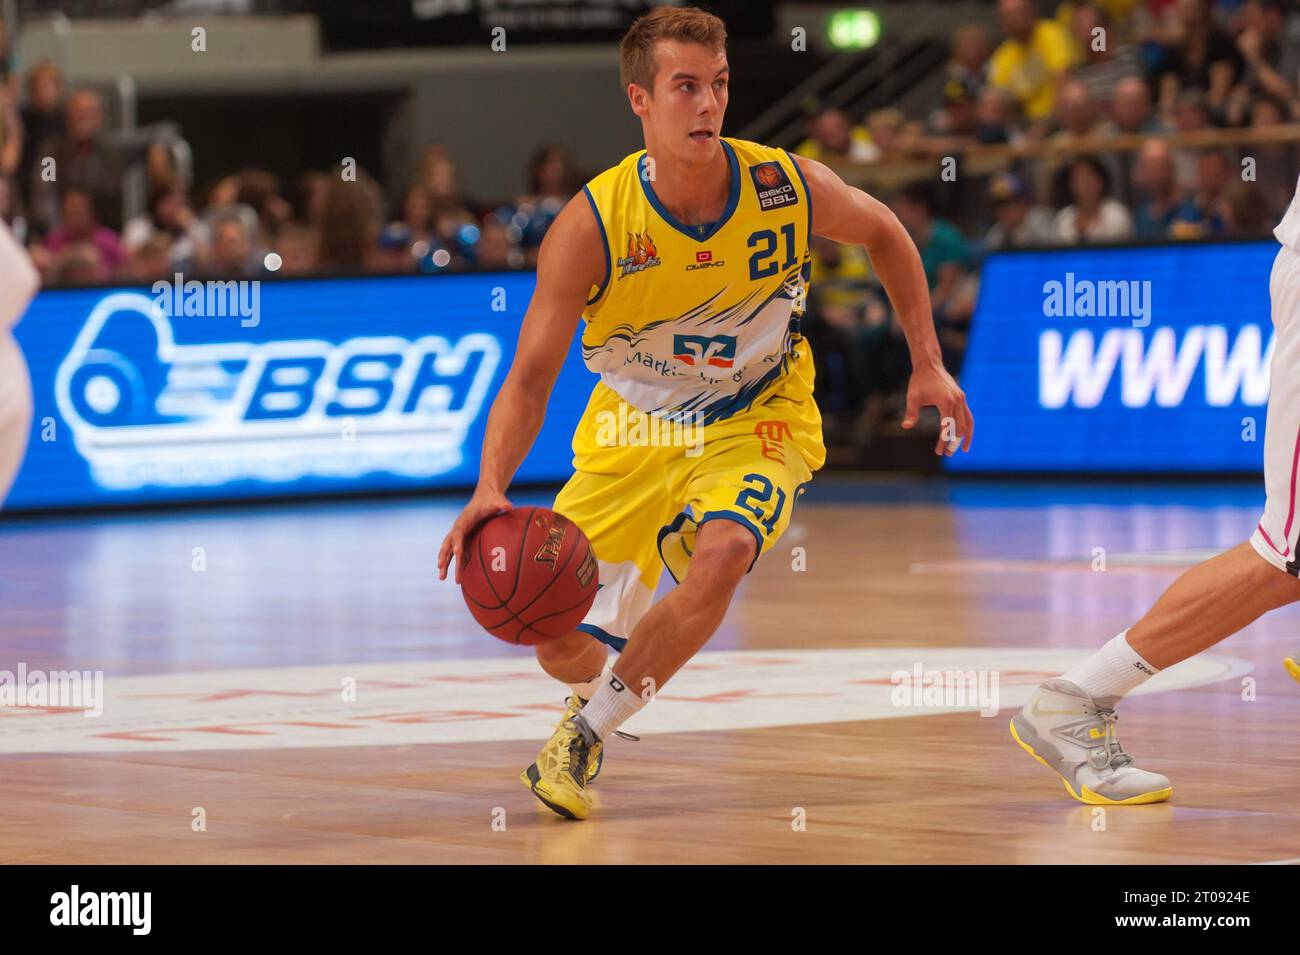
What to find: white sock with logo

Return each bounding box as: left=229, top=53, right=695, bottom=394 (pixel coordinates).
left=1058, top=630, right=1160, bottom=702
left=578, top=671, right=647, bottom=740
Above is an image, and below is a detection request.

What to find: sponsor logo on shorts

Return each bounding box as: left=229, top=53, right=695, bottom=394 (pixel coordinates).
left=617, top=231, right=661, bottom=278
left=755, top=419, right=793, bottom=463
left=749, top=162, right=799, bottom=211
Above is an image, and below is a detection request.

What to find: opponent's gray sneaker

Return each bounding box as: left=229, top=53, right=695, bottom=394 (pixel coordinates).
left=1010, top=679, right=1172, bottom=805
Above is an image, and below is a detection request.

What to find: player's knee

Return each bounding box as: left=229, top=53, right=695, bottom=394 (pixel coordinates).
left=1258, top=559, right=1300, bottom=606
left=534, top=629, right=594, bottom=666
left=685, top=520, right=757, bottom=590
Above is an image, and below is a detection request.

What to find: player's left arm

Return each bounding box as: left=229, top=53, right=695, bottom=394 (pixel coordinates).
left=792, top=154, right=972, bottom=455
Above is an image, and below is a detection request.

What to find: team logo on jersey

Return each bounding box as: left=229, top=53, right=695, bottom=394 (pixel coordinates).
left=673, top=334, right=736, bottom=368
left=755, top=419, right=793, bottom=463
left=617, top=231, right=662, bottom=278
left=749, top=162, right=799, bottom=210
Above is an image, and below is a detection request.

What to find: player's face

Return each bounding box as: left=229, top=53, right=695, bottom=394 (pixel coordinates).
left=640, top=41, right=729, bottom=164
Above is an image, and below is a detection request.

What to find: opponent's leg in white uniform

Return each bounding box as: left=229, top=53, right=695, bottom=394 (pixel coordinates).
left=1013, top=240, right=1300, bottom=804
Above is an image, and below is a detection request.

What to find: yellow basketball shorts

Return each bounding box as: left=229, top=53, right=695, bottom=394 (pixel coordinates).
left=552, top=351, right=824, bottom=651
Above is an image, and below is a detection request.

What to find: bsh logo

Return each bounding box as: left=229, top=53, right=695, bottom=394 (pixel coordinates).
left=54, top=292, right=500, bottom=491
left=673, top=334, right=736, bottom=368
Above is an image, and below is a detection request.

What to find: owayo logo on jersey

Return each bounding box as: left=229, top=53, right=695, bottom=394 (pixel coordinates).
left=53, top=292, right=501, bottom=491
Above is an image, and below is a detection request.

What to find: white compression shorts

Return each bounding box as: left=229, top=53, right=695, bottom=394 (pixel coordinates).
left=1250, top=242, right=1300, bottom=576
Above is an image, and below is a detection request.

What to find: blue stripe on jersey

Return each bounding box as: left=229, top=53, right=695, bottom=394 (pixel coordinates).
left=782, top=148, right=814, bottom=239
left=636, top=140, right=742, bottom=244
left=582, top=185, right=611, bottom=306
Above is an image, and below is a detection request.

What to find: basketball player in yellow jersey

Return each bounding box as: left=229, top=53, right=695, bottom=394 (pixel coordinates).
left=437, top=6, right=973, bottom=820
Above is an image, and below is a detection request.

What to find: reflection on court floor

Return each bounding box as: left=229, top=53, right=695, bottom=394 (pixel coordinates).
left=2, top=479, right=1298, bottom=864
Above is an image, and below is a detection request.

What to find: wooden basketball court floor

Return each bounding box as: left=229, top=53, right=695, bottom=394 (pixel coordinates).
left=3, top=476, right=1300, bottom=865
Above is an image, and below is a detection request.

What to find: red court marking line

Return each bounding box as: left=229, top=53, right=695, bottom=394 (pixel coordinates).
left=0, top=706, right=87, bottom=717
left=909, top=560, right=1201, bottom=575
left=851, top=670, right=1060, bottom=687
left=352, top=709, right=522, bottom=723
left=655, top=690, right=820, bottom=703
left=129, top=688, right=339, bottom=703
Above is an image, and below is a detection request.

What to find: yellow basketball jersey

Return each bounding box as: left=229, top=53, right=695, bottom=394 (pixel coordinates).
left=579, top=137, right=813, bottom=424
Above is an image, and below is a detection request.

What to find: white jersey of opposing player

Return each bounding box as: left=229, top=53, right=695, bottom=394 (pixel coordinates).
left=1275, top=173, right=1300, bottom=253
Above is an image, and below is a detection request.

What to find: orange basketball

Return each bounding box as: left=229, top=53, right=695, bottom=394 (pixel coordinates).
left=459, top=507, right=599, bottom=645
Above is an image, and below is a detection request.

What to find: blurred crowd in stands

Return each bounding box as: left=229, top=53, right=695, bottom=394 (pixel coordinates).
left=2, top=0, right=1299, bottom=446
left=0, top=14, right=583, bottom=287
left=795, top=0, right=1300, bottom=443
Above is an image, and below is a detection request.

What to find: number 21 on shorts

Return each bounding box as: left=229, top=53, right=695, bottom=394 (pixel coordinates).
left=734, top=472, right=786, bottom=536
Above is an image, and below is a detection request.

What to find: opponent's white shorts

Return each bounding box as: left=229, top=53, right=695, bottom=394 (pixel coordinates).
left=1250, top=243, right=1300, bottom=575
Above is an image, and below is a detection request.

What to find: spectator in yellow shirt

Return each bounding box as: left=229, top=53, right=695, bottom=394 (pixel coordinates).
left=795, top=107, right=879, bottom=164
left=989, top=0, right=1079, bottom=121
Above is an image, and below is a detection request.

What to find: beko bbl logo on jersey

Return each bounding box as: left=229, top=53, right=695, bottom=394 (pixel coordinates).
left=617, top=231, right=661, bottom=278
left=749, top=162, right=799, bottom=211
left=54, top=292, right=500, bottom=491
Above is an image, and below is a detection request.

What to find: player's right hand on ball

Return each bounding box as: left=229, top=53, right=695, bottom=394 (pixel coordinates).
left=438, top=488, right=513, bottom=584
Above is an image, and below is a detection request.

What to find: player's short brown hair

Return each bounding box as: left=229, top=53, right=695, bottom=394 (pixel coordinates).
left=619, top=6, right=728, bottom=92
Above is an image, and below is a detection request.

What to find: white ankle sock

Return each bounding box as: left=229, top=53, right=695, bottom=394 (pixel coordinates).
left=579, top=671, right=647, bottom=740
left=568, top=672, right=603, bottom=703
left=1059, top=630, right=1160, bottom=702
